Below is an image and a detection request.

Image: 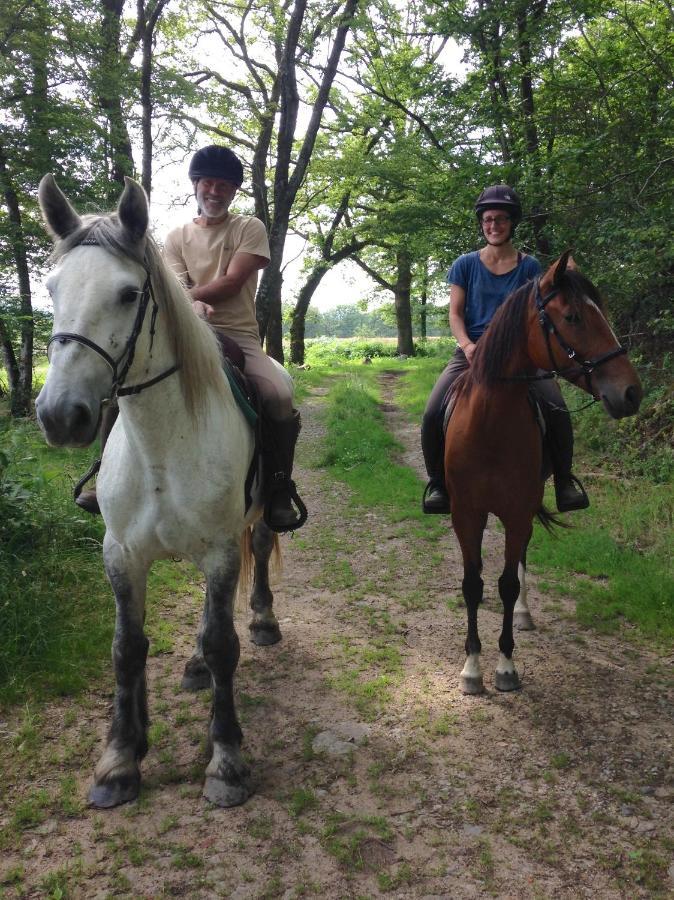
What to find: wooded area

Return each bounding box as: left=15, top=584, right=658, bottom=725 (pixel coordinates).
left=1, top=0, right=672, bottom=413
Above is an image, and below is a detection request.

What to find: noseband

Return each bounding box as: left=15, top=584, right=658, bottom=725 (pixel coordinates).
left=47, top=238, right=179, bottom=398
left=535, top=280, right=627, bottom=392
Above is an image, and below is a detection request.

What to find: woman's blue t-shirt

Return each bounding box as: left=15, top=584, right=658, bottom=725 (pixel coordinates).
left=447, top=251, right=542, bottom=342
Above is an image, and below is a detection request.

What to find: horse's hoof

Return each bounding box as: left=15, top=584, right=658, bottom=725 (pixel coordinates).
left=181, top=658, right=211, bottom=692
left=514, top=611, right=535, bottom=631
left=88, top=775, right=140, bottom=809
left=494, top=670, right=522, bottom=692
left=249, top=622, right=282, bottom=646
left=460, top=675, right=485, bottom=695
left=203, top=776, right=252, bottom=808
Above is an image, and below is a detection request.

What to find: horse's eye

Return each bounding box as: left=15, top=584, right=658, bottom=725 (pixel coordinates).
left=120, top=288, right=139, bottom=305
left=564, top=312, right=581, bottom=325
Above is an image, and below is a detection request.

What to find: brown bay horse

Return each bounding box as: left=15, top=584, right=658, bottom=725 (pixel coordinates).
left=444, top=252, right=642, bottom=695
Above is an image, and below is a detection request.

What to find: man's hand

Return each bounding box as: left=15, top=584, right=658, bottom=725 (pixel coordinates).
left=191, top=299, right=214, bottom=320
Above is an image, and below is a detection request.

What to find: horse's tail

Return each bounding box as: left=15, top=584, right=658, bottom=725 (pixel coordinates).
left=236, top=526, right=282, bottom=610
left=535, top=505, right=571, bottom=533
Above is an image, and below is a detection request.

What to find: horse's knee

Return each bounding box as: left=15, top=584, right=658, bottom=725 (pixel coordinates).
left=498, top=570, right=520, bottom=608
left=462, top=568, right=483, bottom=606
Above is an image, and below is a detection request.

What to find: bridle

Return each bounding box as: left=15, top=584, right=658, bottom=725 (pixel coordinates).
left=535, top=279, right=627, bottom=392
left=47, top=238, right=179, bottom=399
left=500, top=278, right=627, bottom=399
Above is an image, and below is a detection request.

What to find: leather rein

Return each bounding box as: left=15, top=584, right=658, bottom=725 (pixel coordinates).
left=47, top=238, right=179, bottom=400
left=501, top=278, right=627, bottom=395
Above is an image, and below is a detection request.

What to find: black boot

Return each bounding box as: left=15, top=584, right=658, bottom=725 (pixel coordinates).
left=554, top=473, right=589, bottom=512
left=262, top=411, right=307, bottom=533
left=536, top=385, right=590, bottom=513
left=74, top=402, right=119, bottom=516
left=422, top=478, right=450, bottom=514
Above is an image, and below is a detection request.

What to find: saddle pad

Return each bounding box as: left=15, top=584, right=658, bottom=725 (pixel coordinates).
left=224, top=361, right=258, bottom=429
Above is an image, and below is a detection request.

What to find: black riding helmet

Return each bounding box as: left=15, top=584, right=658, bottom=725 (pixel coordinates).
left=475, top=184, right=522, bottom=225
left=188, top=145, right=244, bottom=187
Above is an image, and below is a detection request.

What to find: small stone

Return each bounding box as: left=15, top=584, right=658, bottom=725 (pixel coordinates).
left=462, top=824, right=483, bottom=837
left=620, top=805, right=634, bottom=817
left=312, top=731, right=355, bottom=757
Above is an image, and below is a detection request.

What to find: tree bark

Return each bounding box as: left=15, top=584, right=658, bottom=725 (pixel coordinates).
left=99, top=0, right=136, bottom=201
left=394, top=247, right=414, bottom=356
left=289, top=263, right=329, bottom=365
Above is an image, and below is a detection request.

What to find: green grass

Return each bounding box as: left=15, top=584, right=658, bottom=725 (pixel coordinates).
left=0, top=416, right=205, bottom=708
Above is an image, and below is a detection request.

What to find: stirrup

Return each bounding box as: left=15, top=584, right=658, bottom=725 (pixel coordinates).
left=422, top=480, right=450, bottom=515
left=73, top=457, right=102, bottom=514
left=264, top=477, right=308, bottom=533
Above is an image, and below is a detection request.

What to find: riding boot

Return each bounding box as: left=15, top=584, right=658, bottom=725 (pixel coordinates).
left=421, top=409, right=450, bottom=514
left=262, top=410, right=307, bottom=533
left=544, top=400, right=589, bottom=512
left=74, top=402, right=119, bottom=515
left=422, top=478, right=450, bottom=514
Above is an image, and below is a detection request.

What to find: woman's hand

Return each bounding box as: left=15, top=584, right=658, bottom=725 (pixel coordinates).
left=463, top=341, right=477, bottom=363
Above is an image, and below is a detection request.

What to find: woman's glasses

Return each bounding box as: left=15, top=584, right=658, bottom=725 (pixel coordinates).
left=481, top=215, right=511, bottom=226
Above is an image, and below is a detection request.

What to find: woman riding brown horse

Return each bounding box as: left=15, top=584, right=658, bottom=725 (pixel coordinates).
left=444, top=251, right=642, bottom=694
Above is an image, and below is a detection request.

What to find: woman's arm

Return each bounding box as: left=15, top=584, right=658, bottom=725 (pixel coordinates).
left=449, top=283, right=477, bottom=363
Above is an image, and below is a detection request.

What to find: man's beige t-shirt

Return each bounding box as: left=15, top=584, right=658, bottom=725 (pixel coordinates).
left=164, top=214, right=270, bottom=340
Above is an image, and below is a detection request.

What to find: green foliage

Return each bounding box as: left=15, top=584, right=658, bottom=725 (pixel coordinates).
left=0, top=418, right=111, bottom=706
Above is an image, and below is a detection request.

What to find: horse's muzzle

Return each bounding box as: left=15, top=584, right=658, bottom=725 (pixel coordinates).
left=599, top=380, right=642, bottom=419
left=35, top=390, right=101, bottom=447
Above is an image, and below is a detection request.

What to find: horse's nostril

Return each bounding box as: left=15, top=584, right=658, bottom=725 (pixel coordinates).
left=625, top=385, right=641, bottom=412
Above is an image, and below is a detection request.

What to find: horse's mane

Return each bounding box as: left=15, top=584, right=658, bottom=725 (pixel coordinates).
left=451, top=268, right=604, bottom=397
left=50, top=215, right=228, bottom=418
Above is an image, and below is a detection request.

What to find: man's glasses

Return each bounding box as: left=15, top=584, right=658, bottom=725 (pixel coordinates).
left=481, top=215, right=511, bottom=226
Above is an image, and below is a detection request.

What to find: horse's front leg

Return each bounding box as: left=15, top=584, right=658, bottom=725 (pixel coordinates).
left=454, top=513, right=487, bottom=695
left=201, top=544, right=251, bottom=807
left=249, top=520, right=281, bottom=646
left=495, top=527, right=529, bottom=692
left=89, top=546, right=150, bottom=808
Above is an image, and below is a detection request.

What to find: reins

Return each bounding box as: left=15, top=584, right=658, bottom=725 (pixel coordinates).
left=47, top=238, right=180, bottom=400
left=498, top=278, right=628, bottom=412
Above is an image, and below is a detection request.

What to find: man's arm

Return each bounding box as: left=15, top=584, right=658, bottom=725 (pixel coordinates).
left=449, top=283, right=477, bottom=363
left=191, top=252, right=268, bottom=319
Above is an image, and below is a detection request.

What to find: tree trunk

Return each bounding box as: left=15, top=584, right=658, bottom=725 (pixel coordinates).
left=419, top=263, right=428, bottom=342
left=99, top=0, right=135, bottom=201
left=290, top=262, right=330, bottom=364
left=256, top=0, right=359, bottom=359
left=394, top=247, right=415, bottom=357
left=0, top=147, right=34, bottom=417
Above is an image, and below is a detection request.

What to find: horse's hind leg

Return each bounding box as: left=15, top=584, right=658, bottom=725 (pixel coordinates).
left=249, top=521, right=281, bottom=646
left=201, top=544, right=251, bottom=807
left=89, top=549, right=149, bottom=808
left=514, top=535, right=535, bottom=631
left=182, top=604, right=212, bottom=692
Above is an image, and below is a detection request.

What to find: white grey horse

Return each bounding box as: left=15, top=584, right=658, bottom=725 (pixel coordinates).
left=36, top=174, right=284, bottom=808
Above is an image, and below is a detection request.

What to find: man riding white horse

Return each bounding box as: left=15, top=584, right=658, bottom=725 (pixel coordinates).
left=77, top=145, right=305, bottom=533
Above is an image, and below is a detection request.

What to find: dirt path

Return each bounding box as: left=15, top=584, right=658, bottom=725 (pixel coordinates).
left=1, top=377, right=672, bottom=899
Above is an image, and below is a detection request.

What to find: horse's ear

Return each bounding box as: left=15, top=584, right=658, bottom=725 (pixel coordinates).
left=38, top=174, right=82, bottom=240
left=553, top=249, right=574, bottom=285
left=117, top=177, right=149, bottom=242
